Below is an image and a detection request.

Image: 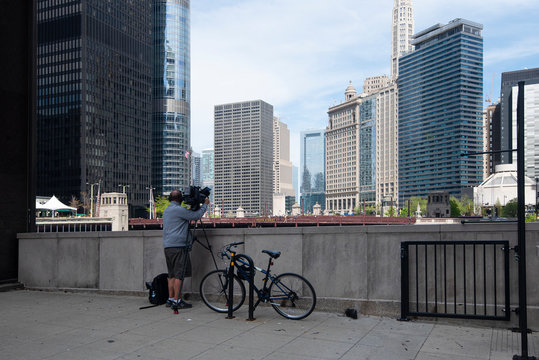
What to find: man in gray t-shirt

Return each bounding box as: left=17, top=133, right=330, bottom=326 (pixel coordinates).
left=163, top=189, right=209, bottom=311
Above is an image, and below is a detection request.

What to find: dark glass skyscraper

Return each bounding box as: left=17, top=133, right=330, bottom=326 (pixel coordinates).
left=398, top=19, right=483, bottom=203
left=359, top=96, right=376, bottom=203
left=300, top=130, right=325, bottom=213
left=152, top=0, right=190, bottom=195
left=36, top=0, right=152, bottom=215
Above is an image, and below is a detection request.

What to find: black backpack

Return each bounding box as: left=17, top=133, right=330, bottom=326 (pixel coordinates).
left=140, top=273, right=169, bottom=309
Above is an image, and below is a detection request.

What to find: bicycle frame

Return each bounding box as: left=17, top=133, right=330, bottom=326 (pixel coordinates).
left=233, top=255, right=287, bottom=309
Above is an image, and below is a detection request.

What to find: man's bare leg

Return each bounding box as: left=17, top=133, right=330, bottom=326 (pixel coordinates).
left=173, top=278, right=182, bottom=302
left=168, top=277, right=175, bottom=299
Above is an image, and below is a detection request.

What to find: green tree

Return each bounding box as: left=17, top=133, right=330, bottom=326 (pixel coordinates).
left=398, top=207, right=411, bottom=217
left=407, top=196, right=427, bottom=216
left=501, top=198, right=518, bottom=217
left=149, top=195, right=170, bottom=218
left=494, top=199, right=502, bottom=217
left=458, top=195, right=475, bottom=216
left=364, top=204, right=379, bottom=215
left=449, top=196, right=461, bottom=217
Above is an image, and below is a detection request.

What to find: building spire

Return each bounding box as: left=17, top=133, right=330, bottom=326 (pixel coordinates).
left=391, top=0, right=414, bottom=79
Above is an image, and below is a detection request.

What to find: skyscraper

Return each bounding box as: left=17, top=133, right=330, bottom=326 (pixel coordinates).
left=398, top=19, right=484, bottom=203
left=373, top=83, right=398, bottom=207
left=359, top=95, right=376, bottom=204
left=483, top=103, right=501, bottom=179
left=152, top=0, right=191, bottom=195
left=292, top=165, right=299, bottom=203
left=191, top=151, right=201, bottom=187
left=36, top=0, right=152, bottom=216
left=214, top=100, right=273, bottom=216
left=300, top=129, right=325, bottom=213
left=391, top=0, right=414, bottom=79
left=499, top=68, right=539, bottom=181
left=326, top=84, right=364, bottom=214
left=201, top=148, right=214, bottom=203
left=273, top=117, right=295, bottom=197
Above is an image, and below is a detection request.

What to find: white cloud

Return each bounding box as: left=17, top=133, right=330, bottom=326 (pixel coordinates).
left=190, top=0, right=539, bottom=166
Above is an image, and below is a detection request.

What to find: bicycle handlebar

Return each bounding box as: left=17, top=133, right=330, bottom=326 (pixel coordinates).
left=225, top=241, right=244, bottom=250
left=219, top=241, right=245, bottom=259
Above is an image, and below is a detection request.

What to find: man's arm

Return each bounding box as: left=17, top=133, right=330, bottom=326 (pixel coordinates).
left=180, top=202, right=209, bottom=221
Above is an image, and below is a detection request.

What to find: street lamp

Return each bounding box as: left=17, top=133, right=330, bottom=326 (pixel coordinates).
left=118, top=184, right=130, bottom=194
left=146, top=185, right=154, bottom=219
left=86, top=182, right=99, bottom=217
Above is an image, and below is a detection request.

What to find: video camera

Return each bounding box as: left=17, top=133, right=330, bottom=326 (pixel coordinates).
left=183, top=186, right=211, bottom=211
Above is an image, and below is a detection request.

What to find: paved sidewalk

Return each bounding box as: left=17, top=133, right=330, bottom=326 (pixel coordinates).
left=0, top=290, right=537, bottom=359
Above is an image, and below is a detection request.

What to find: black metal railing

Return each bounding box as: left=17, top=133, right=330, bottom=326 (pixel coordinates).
left=400, top=241, right=510, bottom=321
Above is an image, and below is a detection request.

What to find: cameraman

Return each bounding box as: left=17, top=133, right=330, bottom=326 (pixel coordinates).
left=162, top=189, right=209, bottom=311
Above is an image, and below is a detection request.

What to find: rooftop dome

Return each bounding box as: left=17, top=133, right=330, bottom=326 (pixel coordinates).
left=345, top=81, right=357, bottom=100
left=474, top=164, right=537, bottom=206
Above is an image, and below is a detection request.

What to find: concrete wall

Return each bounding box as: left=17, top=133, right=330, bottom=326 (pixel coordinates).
left=18, top=223, right=539, bottom=328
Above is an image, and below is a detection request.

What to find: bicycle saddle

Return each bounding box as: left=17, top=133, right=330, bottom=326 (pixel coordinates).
left=262, top=250, right=281, bottom=259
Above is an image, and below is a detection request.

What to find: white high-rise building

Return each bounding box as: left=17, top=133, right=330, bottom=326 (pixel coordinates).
left=363, top=76, right=389, bottom=95
left=273, top=117, right=295, bottom=197
left=391, top=0, right=414, bottom=79
left=375, top=83, right=398, bottom=208
left=201, top=148, right=214, bottom=203
left=326, top=83, right=363, bottom=214
left=273, top=116, right=295, bottom=215
left=510, top=82, right=539, bottom=179
left=214, top=100, right=274, bottom=216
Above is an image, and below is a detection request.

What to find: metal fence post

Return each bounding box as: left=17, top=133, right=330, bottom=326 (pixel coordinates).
left=398, top=242, right=409, bottom=321
left=514, top=81, right=536, bottom=360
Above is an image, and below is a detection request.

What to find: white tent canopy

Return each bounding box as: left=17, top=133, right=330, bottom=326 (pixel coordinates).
left=37, top=196, right=77, bottom=212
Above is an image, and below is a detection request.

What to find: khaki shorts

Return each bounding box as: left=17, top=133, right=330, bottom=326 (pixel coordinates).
left=164, top=247, right=192, bottom=280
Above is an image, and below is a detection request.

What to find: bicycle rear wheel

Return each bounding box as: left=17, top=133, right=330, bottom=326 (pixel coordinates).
left=268, top=273, right=316, bottom=320
left=199, top=270, right=246, bottom=313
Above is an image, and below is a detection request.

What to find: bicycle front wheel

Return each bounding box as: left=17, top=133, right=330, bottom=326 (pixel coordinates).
left=269, top=273, right=316, bottom=320
left=199, top=270, right=246, bottom=313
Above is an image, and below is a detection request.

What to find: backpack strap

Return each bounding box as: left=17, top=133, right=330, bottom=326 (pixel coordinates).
left=139, top=303, right=160, bottom=310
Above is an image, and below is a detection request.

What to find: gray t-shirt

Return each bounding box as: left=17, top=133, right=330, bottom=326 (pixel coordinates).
left=162, top=201, right=208, bottom=248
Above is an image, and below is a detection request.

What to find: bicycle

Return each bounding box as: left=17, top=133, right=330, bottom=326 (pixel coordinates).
left=199, top=241, right=317, bottom=320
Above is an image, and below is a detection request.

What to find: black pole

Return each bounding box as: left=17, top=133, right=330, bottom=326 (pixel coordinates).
left=236, top=254, right=256, bottom=321
left=398, top=243, right=409, bottom=321
left=514, top=81, right=535, bottom=360
left=227, top=251, right=235, bottom=319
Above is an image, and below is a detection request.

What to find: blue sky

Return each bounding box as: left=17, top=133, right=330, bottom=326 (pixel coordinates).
left=190, top=0, right=539, bottom=166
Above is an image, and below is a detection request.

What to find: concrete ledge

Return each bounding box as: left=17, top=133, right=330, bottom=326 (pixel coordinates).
left=18, top=223, right=539, bottom=328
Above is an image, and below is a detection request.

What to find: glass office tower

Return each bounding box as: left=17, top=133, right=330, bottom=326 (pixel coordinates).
left=36, top=0, right=152, bottom=215
left=359, top=96, right=376, bottom=203
left=300, top=130, right=325, bottom=213
left=398, top=19, right=483, bottom=204
left=152, top=0, right=190, bottom=195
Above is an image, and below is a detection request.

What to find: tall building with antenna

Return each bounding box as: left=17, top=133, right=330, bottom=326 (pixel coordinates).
left=152, top=0, right=191, bottom=196
left=391, top=0, right=414, bottom=80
